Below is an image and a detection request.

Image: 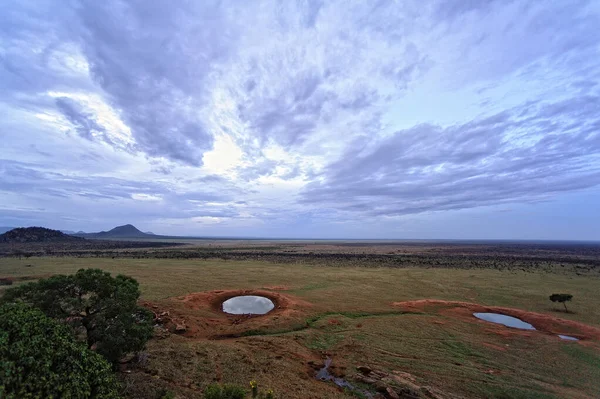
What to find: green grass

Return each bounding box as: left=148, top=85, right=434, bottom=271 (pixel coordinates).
left=1, top=256, right=599, bottom=398
left=562, top=344, right=600, bottom=369
left=2, top=257, right=599, bottom=325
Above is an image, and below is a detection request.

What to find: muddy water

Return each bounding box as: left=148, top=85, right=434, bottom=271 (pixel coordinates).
left=316, top=358, right=373, bottom=398
left=221, top=295, right=275, bottom=315
left=473, top=312, right=536, bottom=330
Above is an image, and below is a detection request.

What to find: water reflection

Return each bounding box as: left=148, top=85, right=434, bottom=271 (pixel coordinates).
left=473, top=312, right=536, bottom=330
left=222, top=295, right=275, bottom=315
left=558, top=335, right=579, bottom=341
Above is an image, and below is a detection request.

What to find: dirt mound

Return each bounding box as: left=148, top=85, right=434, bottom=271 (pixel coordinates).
left=141, top=289, right=312, bottom=340
left=392, top=299, right=600, bottom=341
left=176, top=289, right=311, bottom=316
left=0, top=227, right=84, bottom=243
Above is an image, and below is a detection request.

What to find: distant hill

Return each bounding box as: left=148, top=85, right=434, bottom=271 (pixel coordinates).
left=75, top=224, right=155, bottom=239
left=0, top=227, right=85, bottom=243
left=0, top=226, right=16, bottom=234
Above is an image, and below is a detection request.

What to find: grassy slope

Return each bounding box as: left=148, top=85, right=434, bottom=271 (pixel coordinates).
left=1, top=257, right=599, bottom=398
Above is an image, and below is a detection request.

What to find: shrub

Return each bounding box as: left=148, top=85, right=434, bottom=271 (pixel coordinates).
left=549, top=293, right=573, bottom=312
left=2, top=268, right=153, bottom=364
left=159, top=389, right=176, bottom=399
left=0, top=278, right=12, bottom=286
left=203, top=383, right=246, bottom=399
left=0, top=302, right=120, bottom=398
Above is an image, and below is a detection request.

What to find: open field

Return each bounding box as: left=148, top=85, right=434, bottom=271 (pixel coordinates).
left=1, top=242, right=600, bottom=398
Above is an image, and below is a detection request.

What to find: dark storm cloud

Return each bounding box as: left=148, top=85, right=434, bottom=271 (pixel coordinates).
left=301, top=94, right=600, bottom=216
left=72, top=0, right=236, bottom=165
left=1, top=0, right=231, bottom=166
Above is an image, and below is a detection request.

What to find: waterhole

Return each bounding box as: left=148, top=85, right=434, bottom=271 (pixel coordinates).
left=473, top=312, right=536, bottom=330
left=474, top=312, right=581, bottom=341
left=222, top=295, right=275, bottom=315
left=558, top=335, right=579, bottom=341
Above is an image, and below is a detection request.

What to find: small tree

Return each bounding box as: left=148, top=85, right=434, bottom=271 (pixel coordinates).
left=2, top=268, right=153, bottom=364
left=0, top=302, right=120, bottom=398
left=549, top=293, right=573, bottom=312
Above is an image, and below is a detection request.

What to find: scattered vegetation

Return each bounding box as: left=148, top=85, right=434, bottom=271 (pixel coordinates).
left=2, top=240, right=598, bottom=276
left=158, top=389, right=176, bottom=399
left=1, top=241, right=599, bottom=398
left=549, top=293, right=573, bottom=312
left=202, top=381, right=275, bottom=399
left=0, top=302, right=120, bottom=398
left=203, top=383, right=246, bottom=399
left=1, top=268, right=153, bottom=364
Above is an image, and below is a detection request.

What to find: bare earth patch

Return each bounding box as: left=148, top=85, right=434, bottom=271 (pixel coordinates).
left=392, top=299, right=600, bottom=342
left=141, top=289, right=312, bottom=340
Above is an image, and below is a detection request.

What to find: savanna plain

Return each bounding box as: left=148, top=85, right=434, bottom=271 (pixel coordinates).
left=1, top=240, right=599, bottom=399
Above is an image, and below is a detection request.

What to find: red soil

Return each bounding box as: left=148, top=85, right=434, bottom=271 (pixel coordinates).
left=141, top=289, right=312, bottom=340
left=393, top=299, right=600, bottom=342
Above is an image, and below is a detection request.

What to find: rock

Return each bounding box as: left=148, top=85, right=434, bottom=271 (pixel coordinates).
left=386, top=387, right=400, bottom=399
left=420, top=386, right=446, bottom=399
left=392, top=371, right=417, bottom=383
left=118, top=353, right=136, bottom=364
left=175, top=324, right=186, bottom=333
left=396, top=387, right=421, bottom=399
left=372, top=370, right=389, bottom=379
left=374, top=381, right=388, bottom=392
left=357, top=365, right=373, bottom=375
left=354, top=374, right=377, bottom=385
left=154, top=326, right=170, bottom=339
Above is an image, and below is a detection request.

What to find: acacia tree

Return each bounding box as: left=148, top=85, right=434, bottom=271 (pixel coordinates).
left=2, top=268, right=153, bottom=364
left=549, top=293, right=573, bottom=312
left=0, top=302, right=120, bottom=398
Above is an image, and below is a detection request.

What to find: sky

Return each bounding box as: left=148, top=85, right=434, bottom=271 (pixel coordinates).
left=1, top=0, right=599, bottom=240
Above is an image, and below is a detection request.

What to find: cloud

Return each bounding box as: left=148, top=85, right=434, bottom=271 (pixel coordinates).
left=302, top=94, right=600, bottom=216
left=1, top=0, right=599, bottom=238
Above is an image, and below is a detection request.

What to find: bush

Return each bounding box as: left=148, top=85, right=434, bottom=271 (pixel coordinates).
left=549, top=293, right=573, bottom=312
left=203, top=383, right=246, bottom=399
left=0, top=302, right=120, bottom=398
left=159, top=389, right=176, bottom=399
left=2, top=268, right=153, bottom=364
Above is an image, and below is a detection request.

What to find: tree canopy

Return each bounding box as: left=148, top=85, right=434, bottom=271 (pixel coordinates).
left=549, top=293, right=573, bottom=312
left=0, top=302, right=121, bottom=398
left=2, top=268, right=153, bottom=364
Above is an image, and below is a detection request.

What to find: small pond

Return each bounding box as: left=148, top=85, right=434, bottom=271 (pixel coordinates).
left=473, top=312, right=536, bottom=330
left=222, top=295, right=275, bottom=315
left=474, top=313, right=581, bottom=341
left=558, top=335, right=579, bottom=341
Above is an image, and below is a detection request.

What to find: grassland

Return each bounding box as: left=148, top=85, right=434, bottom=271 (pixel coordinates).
left=1, top=245, right=600, bottom=398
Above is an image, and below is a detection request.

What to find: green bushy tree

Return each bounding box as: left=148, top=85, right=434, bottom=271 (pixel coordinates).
left=2, top=268, right=153, bottom=364
left=549, top=293, right=573, bottom=312
left=0, top=302, right=120, bottom=398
